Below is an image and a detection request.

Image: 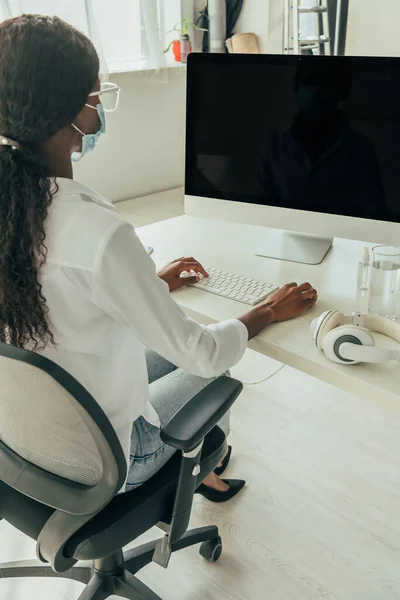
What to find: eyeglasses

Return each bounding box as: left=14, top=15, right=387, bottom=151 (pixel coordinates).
left=89, top=82, right=120, bottom=112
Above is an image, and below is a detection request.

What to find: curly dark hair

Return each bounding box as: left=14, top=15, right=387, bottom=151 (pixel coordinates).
left=0, top=15, right=99, bottom=349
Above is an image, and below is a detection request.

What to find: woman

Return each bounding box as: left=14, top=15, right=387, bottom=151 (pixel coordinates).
left=0, top=15, right=317, bottom=500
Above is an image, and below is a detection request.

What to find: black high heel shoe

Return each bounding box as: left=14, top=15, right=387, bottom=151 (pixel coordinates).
left=195, top=479, right=245, bottom=503
left=214, top=445, right=232, bottom=477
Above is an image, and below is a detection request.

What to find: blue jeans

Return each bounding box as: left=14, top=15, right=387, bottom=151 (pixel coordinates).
left=126, top=350, right=230, bottom=491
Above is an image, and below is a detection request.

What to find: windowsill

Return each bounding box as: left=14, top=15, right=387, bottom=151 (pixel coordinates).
left=106, top=59, right=187, bottom=76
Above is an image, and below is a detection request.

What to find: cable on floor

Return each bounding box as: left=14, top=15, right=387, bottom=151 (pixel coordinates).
left=242, top=364, right=285, bottom=386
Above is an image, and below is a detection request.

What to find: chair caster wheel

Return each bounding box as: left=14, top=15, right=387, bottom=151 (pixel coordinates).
left=199, top=536, right=222, bottom=562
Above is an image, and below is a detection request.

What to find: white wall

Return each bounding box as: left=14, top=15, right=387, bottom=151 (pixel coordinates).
left=74, top=67, right=187, bottom=203
left=346, top=0, right=400, bottom=56
left=234, top=0, right=270, bottom=53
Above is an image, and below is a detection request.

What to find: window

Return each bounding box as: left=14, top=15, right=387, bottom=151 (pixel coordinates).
left=0, top=0, right=183, bottom=73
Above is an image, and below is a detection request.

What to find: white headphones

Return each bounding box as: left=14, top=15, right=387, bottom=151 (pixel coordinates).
left=311, top=310, right=400, bottom=365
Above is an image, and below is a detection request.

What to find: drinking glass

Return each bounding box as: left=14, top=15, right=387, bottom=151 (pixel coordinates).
left=368, top=245, right=400, bottom=319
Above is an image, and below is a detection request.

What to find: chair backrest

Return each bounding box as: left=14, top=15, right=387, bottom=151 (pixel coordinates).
left=0, top=343, right=127, bottom=516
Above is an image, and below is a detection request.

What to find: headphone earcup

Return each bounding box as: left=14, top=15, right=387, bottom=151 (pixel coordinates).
left=322, top=326, right=375, bottom=364
left=312, top=310, right=346, bottom=349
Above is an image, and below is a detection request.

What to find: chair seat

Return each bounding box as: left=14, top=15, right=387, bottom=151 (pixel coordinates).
left=0, top=426, right=226, bottom=563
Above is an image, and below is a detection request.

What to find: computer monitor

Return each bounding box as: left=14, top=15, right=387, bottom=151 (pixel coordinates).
left=185, top=53, right=400, bottom=264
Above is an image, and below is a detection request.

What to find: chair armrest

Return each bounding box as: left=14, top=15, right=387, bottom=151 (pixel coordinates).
left=160, top=376, right=243, bottom=453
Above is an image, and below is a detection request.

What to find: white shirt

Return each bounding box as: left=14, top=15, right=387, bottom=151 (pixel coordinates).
left=40, top=178, right=248, bottom=479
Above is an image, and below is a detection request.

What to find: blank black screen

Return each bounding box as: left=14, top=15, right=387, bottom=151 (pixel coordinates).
left=185, top=53, right=400, bottom=223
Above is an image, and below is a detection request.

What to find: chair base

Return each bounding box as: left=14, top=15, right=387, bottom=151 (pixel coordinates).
left=0, top=526, right=220, bottom=600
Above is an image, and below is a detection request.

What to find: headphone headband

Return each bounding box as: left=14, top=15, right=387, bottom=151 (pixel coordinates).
left=340, top=343, right=400, bottom=363
left=360, top=313, right=400, bottom=344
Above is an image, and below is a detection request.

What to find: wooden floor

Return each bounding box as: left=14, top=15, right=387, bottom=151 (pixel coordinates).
left=2, top=193, right=400, bottom=600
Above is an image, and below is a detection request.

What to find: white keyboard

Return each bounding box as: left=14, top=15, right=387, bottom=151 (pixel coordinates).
left=193, top=266, right=279, bottom=306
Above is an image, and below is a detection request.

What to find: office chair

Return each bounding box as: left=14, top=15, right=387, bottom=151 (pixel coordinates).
left=0, top=342, right=243, bottom=600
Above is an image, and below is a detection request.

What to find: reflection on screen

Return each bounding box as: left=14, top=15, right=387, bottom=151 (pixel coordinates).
left=186, top=55, right=400, bottom=223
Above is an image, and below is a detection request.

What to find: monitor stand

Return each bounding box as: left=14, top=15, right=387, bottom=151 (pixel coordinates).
left=254, top=232, right=333, bottom=265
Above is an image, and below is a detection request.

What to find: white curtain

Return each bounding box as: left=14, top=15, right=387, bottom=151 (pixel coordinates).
left=141, top=0, right=167, bottom=70
left=0, top=0, right=170, bottom=74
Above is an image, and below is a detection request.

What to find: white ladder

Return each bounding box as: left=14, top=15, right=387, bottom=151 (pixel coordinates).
left=283, top=0, right=331, bottom=55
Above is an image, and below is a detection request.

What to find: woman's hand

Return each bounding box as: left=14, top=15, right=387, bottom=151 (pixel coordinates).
left=265, top=282, right=318, bottom=322
left=239, top=281, right=318, bottom=340
left=157, top=257, right=208, bottom=292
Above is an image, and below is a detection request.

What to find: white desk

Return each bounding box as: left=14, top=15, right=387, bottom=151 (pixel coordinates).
left=137, top=214, right=400, bottom=412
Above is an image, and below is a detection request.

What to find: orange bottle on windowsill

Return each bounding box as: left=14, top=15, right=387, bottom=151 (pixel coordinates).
left=172, top=36, right=192, bottom=64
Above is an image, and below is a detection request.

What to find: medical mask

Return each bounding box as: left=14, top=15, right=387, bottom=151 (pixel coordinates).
left=298, top=85, right=337, bottom=119
left=71, top=103, right=106, bottom=162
